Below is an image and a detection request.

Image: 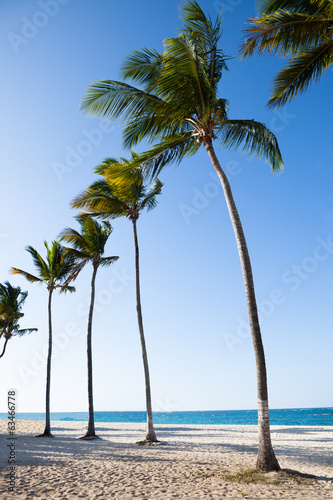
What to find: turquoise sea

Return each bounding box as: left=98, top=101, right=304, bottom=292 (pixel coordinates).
left=1, top=407, right=332, bottom=426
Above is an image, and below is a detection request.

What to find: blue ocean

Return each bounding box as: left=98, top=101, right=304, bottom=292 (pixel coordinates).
left=1, top=407, right=332, bottom=426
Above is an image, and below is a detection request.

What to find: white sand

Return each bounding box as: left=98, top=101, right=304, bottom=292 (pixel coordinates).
left=0, top=420, right=332, bottom=499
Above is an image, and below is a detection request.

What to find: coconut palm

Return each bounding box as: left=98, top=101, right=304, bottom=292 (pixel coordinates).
left=59, top=217, right=118, bottom=439
left=11, top=241, right=76, bottom=437
left=0, top=282, right=37, bottom=358
left=241, top=0, right=333, bottom=107
left=72, top=159, right=162, bottom=443
left=80, top=0, right=283, bottom=469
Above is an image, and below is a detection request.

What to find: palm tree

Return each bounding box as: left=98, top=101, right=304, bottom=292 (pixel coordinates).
left=11, top=241, right=76, bottom=437
left=0, top=282, right=37, bottom=358
left=80, top=0, right=282, bottom=469
left=72, top=159, right=163, bottom=443
left=59, top=217, right=119, bottom=440
left=240, top=0, right=333, bottom=107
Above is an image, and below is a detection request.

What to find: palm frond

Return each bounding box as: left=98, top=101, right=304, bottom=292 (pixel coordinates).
left=97, top=157, right=145, bottom=187
left=268, top=40, right=333, bottom=106
left=14, top=327, right=38, bottom=337
left=163, top=35, right=207, bottom=115
left=72, top=180, right=129, bottom=218
left=25, top=245, right=50, bottom=281
left=48, top=241, right=77, bottom=284
left=81, top=80, right=168, bottom=123
left=242, top=11, right=333, bottom=57
left=218, top=119, right=284, bottom=171
left=61, top=215, right=114, bottom=284
left=141, top=178, right=163, bottom=212
left=62, top=258, right=89, bottom=286
left=59, top=284, right=76, bottom=294
left=180, top=0, right=228, bottom=87
left=12, top=241, right=76, bottom=294
left=121, top=47, right=164, bottom=93
left=62, top=247, right=90, bottom=262
left=10, top=268, right=44, bottom=285
left=0, top=283, right=30, bottom=338
left=95, top=156, right=126, bottom=175
left=0, top=282, right=27, bottom=310
left=132, top=134, right=199, bottom=179
left=99, top=256, right=119, bottom=267
left=259, top=0, right=333, bottom=16
left=123, top=113, right=189, bottom=149
left=59, top=227, right=91, bottom=254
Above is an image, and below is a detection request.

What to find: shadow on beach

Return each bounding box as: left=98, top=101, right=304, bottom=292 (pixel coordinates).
left=7, top=432, right=332, bottom=470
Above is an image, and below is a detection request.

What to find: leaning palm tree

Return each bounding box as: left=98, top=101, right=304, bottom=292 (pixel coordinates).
left=0, top=282, right=37, bottom=358
left=80, top=0, right=282, bottom=469
left=72, top=159, right=162, bottom=443
left=59, top=217, right=119, bottom=440
left=241, top=0, right=333, bottom=107
left=11, top=241, right=76, bottom=437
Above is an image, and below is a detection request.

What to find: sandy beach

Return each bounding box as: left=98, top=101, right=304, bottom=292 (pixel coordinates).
left=0, top=420, right=332, bottom=499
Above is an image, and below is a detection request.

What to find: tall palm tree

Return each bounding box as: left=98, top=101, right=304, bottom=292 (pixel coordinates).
left=80, top=0, right=282, bottom=469
left=59, top=217, right=119, bottom=440
left=0, top=282, right=37, bottom=358
left=72, top=159, right=163, bottom=443
left=241, top=0, right=333, bottom=107
left=11, top=241, right=76, bottom=437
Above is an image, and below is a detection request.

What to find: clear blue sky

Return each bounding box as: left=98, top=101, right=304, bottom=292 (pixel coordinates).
left=0, top=0, right=332, bottom=413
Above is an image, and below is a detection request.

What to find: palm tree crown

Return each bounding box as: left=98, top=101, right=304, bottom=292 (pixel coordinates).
left=0, top=281, right=27, bottom=326
left=241, top=0, right=333, bottom=107
left=59, top=217, right=119, bottom=280
left=0, top=282, right=37, bottom=358
left=72, top=155, right=163, bottom=220
left=11, top=240, right=76, bottom=293
left=81, top=0, right=283, bottom=175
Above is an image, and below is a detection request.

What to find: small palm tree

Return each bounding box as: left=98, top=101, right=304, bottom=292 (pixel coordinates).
left=241, top=0, right=333, bottom=107
left=80, top=0, right=282, bottom=469
left=0, top=282, right=37, bottom=358
left=59, top=217, right=119, bottom=439
left=72, top=159, right=163, bottom=443
left=11, top=241, right=76, bottom=437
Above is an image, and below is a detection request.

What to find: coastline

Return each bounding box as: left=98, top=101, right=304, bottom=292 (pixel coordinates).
left=0, top=420, right=332, bottom=499
left=1, top=407, right=331, bottom=426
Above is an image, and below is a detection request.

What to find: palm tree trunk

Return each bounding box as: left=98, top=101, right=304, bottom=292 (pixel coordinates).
left=132, top=218, right=157, bottom=442
left=39, top=288, right=54, bottom=437
left=82, top=264, right=98, bottom=439
left=0, top=338, right=9, bottom=358
left=204, top=138, right=279, bottom=472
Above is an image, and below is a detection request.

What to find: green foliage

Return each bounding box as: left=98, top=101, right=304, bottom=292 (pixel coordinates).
left=241, top=0, right=333, bottom=106
left=225, top=468, right=264, bottom=484
left=72, top=158, right=163, bottom=222
left=267, top=41, right=333, bottom=107
left=81, top=0, right=283, bottom=171
left=0, top=282, right=37, bottom=357
left=259, top=0, right=332, bottom=16
left=0, top=281, right=27, bottom=321
left=11, top=240, right=77, bottom=293
left=59, top=217, right=119, bottom=283
left=192, top=466, right=317, bottom=488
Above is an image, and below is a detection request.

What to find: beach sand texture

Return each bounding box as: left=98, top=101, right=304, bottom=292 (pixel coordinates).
left=0, top=420, right=332, bottom=499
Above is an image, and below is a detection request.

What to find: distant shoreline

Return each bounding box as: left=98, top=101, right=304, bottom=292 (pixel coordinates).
left=0, top=407, right=332, bottom=426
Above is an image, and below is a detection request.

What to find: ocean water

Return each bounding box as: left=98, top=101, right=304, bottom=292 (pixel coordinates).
left=1, top=407, right=332, bottom=426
